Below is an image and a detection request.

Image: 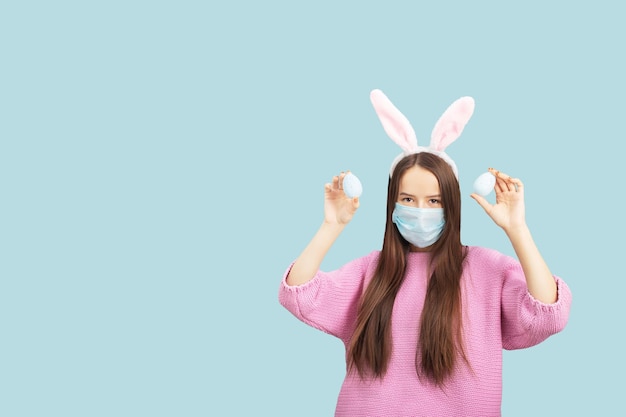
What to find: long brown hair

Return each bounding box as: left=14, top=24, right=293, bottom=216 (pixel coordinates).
left=347, top=152, right=468, bottom=386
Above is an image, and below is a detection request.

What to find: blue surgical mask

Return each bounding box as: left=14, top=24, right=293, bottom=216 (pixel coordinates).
left=392, top=203, right=445, bottom=248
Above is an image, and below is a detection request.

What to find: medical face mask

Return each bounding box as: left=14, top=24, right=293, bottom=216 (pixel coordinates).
left=392, top=203, right=445, bottom=248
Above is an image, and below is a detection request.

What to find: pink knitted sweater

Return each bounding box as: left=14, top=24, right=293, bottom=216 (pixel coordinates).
left=278, top=246, right=571, bottom=417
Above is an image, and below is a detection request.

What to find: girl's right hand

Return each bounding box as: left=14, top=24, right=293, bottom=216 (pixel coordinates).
left=324, top=172, right=360, bottom=225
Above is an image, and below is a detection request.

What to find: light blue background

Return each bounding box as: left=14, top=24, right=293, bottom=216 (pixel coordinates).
left=1, top=1, right=623, bottom=416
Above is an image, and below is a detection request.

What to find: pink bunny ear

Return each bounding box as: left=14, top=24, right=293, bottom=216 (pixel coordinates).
left=429, top=96, right=475, bottom=152
left=370, top=89, right=418, bottom=154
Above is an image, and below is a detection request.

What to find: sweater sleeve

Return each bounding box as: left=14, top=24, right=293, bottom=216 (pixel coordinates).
left=278, top=252, right=378, bottom=342
left=500, top=260, right=572, bottom=350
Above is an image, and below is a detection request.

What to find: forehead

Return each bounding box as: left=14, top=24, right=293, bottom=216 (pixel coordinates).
left=398, top=166, right=440, bottom=195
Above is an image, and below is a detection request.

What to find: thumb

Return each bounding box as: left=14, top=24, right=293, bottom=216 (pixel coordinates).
left=470, top=193, right=491, bottom=213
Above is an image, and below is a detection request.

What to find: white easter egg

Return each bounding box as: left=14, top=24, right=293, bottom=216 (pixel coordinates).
left=342, top=172, right=363, bottom=198
left=473, top=171, right=496, bottom=196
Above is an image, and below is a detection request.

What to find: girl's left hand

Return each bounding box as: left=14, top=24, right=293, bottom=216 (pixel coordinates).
left=470, top=168, right=526, bottom=232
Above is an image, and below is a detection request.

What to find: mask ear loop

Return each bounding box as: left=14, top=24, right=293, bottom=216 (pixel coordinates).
left=370, top=90, right=475, bottom=179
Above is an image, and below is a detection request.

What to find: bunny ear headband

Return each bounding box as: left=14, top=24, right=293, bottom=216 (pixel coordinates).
left=370, top=89, right=475, bottom=178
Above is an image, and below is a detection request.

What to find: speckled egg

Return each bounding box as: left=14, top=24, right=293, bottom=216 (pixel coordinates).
left=473, top=171, right=496, bottom=196
left=342, top=172, right=363, bottom=198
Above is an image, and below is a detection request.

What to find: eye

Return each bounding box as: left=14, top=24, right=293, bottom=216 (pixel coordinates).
left=429, top=198, right=442, bottom=206
left=401, top=197, right=414, bottom=203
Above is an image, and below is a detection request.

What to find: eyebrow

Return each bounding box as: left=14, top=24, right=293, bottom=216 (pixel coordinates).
left=399, top=192, right=441, bottom=199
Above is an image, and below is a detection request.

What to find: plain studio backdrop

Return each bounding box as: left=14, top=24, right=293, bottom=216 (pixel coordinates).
left=1, top=1, right=623, bottom=416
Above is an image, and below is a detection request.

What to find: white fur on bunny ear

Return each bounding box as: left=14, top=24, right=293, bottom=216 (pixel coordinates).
left=370, top=89, right=419, bottom=154
left=429, top=96, right=475, bottom=152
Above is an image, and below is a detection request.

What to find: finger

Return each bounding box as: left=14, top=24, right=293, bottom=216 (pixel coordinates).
left=338, top=171, right=346, bottom=190
left=489, top=168, right=517, bottom=192
left=509, top=177, right=523, bottom=193
left=351, top=197, right=360, bottom=210
left=332, top=175, right=340, bottom=191
left=489, top=167, right=512, bottom=180
left=470, top=193, right=492, bottom=213
left=495, top=176, right=509, bottom=193
left=501, top=176, right=522, bottom=192
left=489, top=167, right=510, bottom=192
